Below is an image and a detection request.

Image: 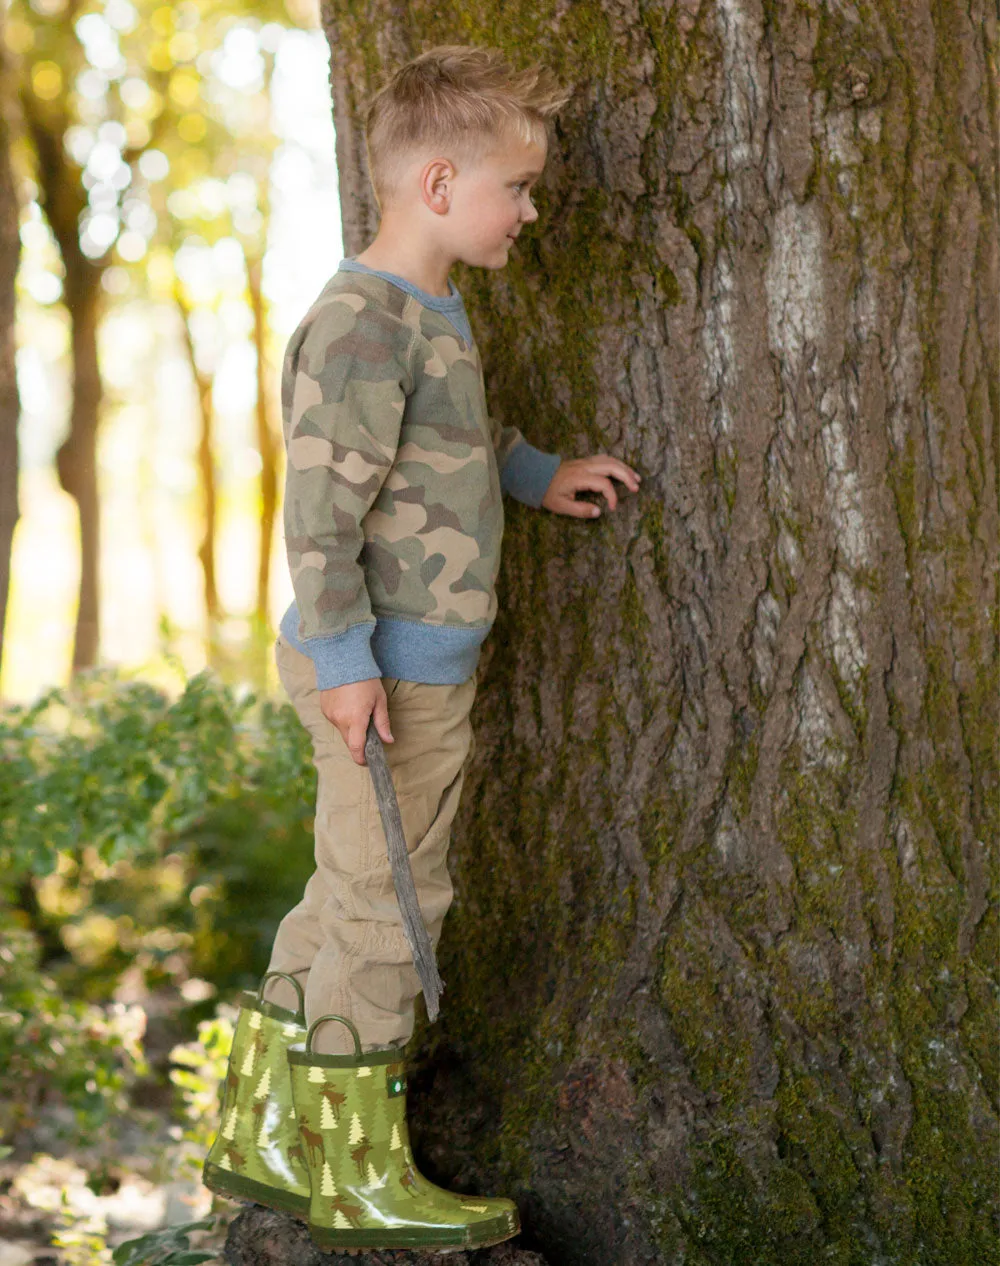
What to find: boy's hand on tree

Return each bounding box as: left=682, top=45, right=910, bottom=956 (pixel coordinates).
left=319, top=679, right=394, bottom=766
left=541, top=455, right=641, bottom=518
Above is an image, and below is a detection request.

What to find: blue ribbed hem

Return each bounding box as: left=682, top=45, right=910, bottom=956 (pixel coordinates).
left=500, top=441, right=561, bottom=508
left=279, top=607, right=380, bottom=689
left=370, top=616, right=485, bottom=684
left=279, top=604, right=485, bottom=686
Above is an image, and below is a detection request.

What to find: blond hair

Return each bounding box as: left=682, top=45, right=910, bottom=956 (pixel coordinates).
left=364, top=45, right=571, bottom=208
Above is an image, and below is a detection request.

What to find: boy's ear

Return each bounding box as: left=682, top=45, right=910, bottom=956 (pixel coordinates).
left=420, top=158, right=455, bottom=216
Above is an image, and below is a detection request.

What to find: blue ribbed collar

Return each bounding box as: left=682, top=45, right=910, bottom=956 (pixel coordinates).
left=339, top=257, right=465, bottom=311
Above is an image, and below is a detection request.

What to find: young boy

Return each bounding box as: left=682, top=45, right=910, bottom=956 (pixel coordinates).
left=204, top=45, right=639, bottom=1251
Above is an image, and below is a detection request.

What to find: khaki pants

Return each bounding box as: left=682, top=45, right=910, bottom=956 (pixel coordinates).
left=265, top=634, right=476, bottom=1055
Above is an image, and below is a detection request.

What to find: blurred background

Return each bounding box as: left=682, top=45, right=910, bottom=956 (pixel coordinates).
left=3, top=0, right=342, bottom=703
left=0, top=2, right=350, bottom=1261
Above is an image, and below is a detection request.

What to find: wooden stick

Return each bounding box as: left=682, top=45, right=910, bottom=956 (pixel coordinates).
left=364, top=718, right=445, bottom=1021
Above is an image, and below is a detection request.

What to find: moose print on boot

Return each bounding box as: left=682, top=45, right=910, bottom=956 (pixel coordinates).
left=320, top=1084, right=346, bottom=1123
left=287, top=1014, right=522, bottom=1250
left=299, top=1117, right=326, bottom=1166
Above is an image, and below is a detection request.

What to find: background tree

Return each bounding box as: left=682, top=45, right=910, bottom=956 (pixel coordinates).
left=10, top=0, right=289, bottom=673
left=138, top=17, right=283, bottom=667
left=0, top=8, right=21, bottom=666
left=230, top=2, right=998, bottom=1263
left=15, top=0, right=105, bottom=671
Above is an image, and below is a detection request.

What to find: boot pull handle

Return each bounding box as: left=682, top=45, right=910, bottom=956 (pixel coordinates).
left=257, top=971, right=306, bottom=1021
left=305, top=1014, right=364, bottom=1059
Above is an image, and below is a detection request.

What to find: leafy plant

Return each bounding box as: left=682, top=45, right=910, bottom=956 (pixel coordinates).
left=1, top=668, right=314, bottom=1162
left=111, top=1217, right=222, bottom=1266
left=0, top=913, right=148, bottom=1144
left=1, top=669, right=315, bottom=999
left=168, top=1011, right=236, bottom=1174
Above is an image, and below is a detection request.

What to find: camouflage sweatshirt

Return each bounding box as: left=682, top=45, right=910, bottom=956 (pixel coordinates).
left=278, top=260, right=561, bottom=690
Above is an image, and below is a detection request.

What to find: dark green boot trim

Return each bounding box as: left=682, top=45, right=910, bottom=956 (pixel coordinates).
left=307, top=1208, right=519, bottom=1250
left=202, top=1161, right=310, bottom=1216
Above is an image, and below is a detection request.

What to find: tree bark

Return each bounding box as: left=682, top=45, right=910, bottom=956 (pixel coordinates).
left=0, top=16, right=21, bottom=676
left=239, top=4, right=998, bottom=1263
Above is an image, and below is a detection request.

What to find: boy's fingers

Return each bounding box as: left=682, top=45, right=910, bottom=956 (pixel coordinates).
left=346, top=716, right=369, bottom=766
left=556, top=495, right=602, bottom=519
left=574, top=474, right=618, bottom=509
left=372, top=690, right=394, bottom=746
left=583, top=456, right=641, bottom=488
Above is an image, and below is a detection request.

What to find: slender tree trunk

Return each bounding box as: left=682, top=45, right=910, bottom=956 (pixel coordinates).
left=23, top=98, right=104, bottom=672
left=54, top=253, right=102, bottom=671
left=175, top=287, right=221, bottom=656
left=247, top=256, right=279, bottom=630
left=233, top=3, right=998, bottom=1263
left=0, top=18, right=20, bottom=677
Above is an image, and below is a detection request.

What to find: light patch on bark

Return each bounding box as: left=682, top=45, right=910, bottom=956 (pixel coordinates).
left=776, top=526, right=802, bottom=580
left=819, top=385, right=869, bottom=570
left=826, top=570, right=867, bottom=695
left=824, top=111, right=862, bottom=167
left=895, top=819, right=921, bottom=890
left=858, top=110, right=882, bottom=144
left=702, top=248, right=736, bottom=436
left=794, top=667, right=841, bottom=767
left=852, top=272, right=880, bottom=345
left=752, top=589, right=781, bottom=697
left=766, top=202, right=826, bottom=370
left=827, top=0, right=862, bottom=21
left=716, top=0, right=765, bottom=172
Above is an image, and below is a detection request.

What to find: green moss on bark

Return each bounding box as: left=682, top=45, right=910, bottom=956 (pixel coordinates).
left=323, top=1, right=1000, bottom=1259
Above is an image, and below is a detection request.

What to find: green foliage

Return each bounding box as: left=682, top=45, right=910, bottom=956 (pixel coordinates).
left=0, top=912, right=147, bottom=1145
left=0, top=668, right=314, bottom=1177
left=1, top=669, right=315, bottom=996
left=169, top=1013, right=235, bottom=1165
left=112, top=1217, right=221, bottom=1266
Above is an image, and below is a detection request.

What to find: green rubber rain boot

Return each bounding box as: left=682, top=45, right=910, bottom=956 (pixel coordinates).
left=288, top=1015, right=520, bottom=1252
left=202, top=972, right=311, bottom=1216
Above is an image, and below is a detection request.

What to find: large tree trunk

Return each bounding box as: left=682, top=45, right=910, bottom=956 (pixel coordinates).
left=232, top=3, right=998, bottom=1263
left=0, top=16, right=20, bottom=675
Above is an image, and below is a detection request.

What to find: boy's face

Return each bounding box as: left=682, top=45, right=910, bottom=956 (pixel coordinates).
left=438, top=133, right=548, bottom=269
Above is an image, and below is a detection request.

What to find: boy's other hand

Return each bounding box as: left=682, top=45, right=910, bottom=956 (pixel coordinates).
left=541, top=455, right=641, bottom=519
left=319, top=679, right=394, bottom=766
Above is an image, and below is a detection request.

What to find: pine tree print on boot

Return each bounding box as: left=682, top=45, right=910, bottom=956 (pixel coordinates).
left=288, top=1015, right=520, bottom=1251
left=203, top=972, right=311, bottom=1216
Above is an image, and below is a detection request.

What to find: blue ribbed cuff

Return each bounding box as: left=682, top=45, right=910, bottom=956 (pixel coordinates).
left=499, top=441, right=561, bottom=508
left=279, top=606, right=380, bottom=689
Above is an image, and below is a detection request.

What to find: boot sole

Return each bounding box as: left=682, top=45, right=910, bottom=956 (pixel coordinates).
left=203, top=1162, right=310, bottom=1219
left=307, top=1213, right=519, bottom=1252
